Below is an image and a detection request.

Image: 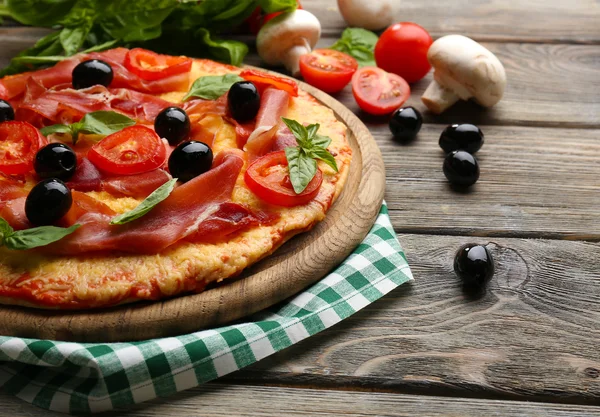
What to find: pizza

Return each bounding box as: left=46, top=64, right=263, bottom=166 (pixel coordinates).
left=0, top=48, right=352, bottom=309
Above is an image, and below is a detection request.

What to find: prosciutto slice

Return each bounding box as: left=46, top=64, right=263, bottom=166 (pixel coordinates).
left=0, top=181, right=29, bottom=230
left=102, top=169, right=171, bottom=199
left=45, top=150, right=244, bottom=254
left=67, top=158, right=103, bottom=192
left=244, top=88, right=289, bottom=158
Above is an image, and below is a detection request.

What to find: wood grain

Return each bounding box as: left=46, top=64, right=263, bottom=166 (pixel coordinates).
left=0, top=79, right=385, bottom=342
left=303, top=0, right=600, bottom=44
left=223, top=234, right=600, bottom=404
left=2, top=384, right=600, bottom=417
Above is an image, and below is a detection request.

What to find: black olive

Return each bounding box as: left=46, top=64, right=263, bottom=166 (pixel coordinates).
left=439, top=124, right=484, bottom=154
left=25, top=179, right=73, bottom=226
left=0, top=99, right=15, bottom=123
left=72, top=59, right=113, bottom=90
left=227, top=81, right=260, bottom=122
left=154, top=107, right=191, bottom=146
left=443, top=150, right=480, bottom=186
left=34, top=143, right=77, bottom=181
left=389, top=107, right=422, bottom=141
left=168, top=141, right=213, bottom=183
left=454, top=243, right=494, bottom=288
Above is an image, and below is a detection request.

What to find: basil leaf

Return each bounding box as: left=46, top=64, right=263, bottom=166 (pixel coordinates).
left=282, top=117, right=308, bottom=144
left=0, top=218, right=14, bottom=242
left=183, top=73, right=244, bottom=101
left=196, top=28, right=248, bottom=67
left=312, top=134, right=332, bottom=150
left=79, top=111, right=136, bottom=136
left=306, top=123, right=320, bottom=140
left=99, top=0, right=177, bottom=42
left=258, top=0, right=297, bottom=13
left=331, top=28, right=379, bottom=67
left=308, top=147, right=339, bottom=172
left=40, top=124, right=73, bottom=137
left=285, top=147, right=317, bottom=194
left=60, top=20, right=94, bottom=56
left=111, top=178, right=177, bottom=225
left=6, top=0, right=76, bottom=26
left=4, top=224, right=80, bottom=250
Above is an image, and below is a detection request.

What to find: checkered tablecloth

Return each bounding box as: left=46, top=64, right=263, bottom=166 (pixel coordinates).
left=0, top=202, right=412, bottom=414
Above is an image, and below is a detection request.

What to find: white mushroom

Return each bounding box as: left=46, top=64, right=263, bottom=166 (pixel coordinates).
left=337, top=0, right=393, bottom=31
left=256, top=9, right=321, bottom=77
left=421, top=35, right=506, bottom=114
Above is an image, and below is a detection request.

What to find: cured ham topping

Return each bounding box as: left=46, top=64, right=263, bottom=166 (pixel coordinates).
left=244, top=88, right=290, bottom=158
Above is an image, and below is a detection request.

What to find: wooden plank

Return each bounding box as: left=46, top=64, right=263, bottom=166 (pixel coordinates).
left=2, top=384, right=600, bottom=416
left=302, top=0, right=600, bottom=44
left=219, top=234, right=600, bottom=404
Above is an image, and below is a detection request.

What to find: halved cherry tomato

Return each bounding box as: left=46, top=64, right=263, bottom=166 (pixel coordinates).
left=262, top=1, right=302, bottom=28
left=299, top=49, right=358, bottom=93
left=125, top=48, right=192, bottom=81
left=244, top=150, right=322, bottom=207
left=351, top=67, right=410, bottom=115
left=247, top=1, right=302, bottom=35
left=88, top=125, right=166, bottom=175
left=239, top=69, right=299, bottom=97
left=0, top=121, right=46, bottom=175
left=375, top=22, right=433, bottom=84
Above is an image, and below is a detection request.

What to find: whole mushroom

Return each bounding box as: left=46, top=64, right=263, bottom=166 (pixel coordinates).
left=421, top=35, right=506, bottom=114
left=337, top=0, right=393, bottom=31
left=257, top=9, right=321, bottom=77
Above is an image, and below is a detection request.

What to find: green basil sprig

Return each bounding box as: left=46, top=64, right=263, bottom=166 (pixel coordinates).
left=330, top=28, right=379, bottom=67
left=0, top=218, right=80, bottom=250
left=183, top=73, right=244, bottom=101
left=282, top=118, right=338, bottom=194
left=110, top=178, right=177, bottom=225
left=40, top=111, right=136, bottom=145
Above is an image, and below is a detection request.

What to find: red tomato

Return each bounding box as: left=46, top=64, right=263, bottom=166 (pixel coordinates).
left=374, top=22, right=433, bottom=84
left=239, top=69, right=299, bottom=97
left=351, top=67, right=410, bottom=115
left=88, top=125, right=166, bottom=175
left=299, top=49, right=358, bottom=93
left=262, top=1, right=302, bottom=28
left=0, top=121, right=45, bottom=175
left=125, top=48, right=192, bottom=81
left=244, top=150, right=322, bottom=207
left=246, top=7, right=263, bottom=35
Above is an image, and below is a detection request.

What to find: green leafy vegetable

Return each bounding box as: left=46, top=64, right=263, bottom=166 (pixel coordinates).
left=0, top=218, right=80, bottom=250
left=196, top=28, right=248, bottom=67
left=40, top=111, right=135, bottom=144
left=330, top=27, right=379, bottom=67
left=183, top=73, right=244, bottom=101
left=281, top=118, right=339, bottom=194
left=110, top=178, right=177, bottom=225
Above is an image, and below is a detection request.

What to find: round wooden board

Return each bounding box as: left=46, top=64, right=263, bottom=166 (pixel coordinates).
left=0, top=79, right=385, bottom=343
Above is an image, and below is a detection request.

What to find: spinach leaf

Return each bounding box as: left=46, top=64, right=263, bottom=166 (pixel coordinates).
left=184, top=73, right=244, bottom=101
left=110, top=178, right=177, bottom=225
left=331, top=28, right=379, bottom=67
left=99, top=0, right=177, bottom=42
left=281, top=117, right=339, bottom=194
left=196, top=28, right=248, bottom=67
left=6, top=0, right=76, bottom=26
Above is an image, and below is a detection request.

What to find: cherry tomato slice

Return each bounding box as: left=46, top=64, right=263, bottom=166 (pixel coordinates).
left=239, top=69, right=299, bottom=97
left=88, top=125, right=166, bottom=175
left=374, top=22, right=433, bottom=84
left=0, top=121, right=45, bottom=175
left=244, top=150, right=322, bottom=207
left=351, top=67, right=410, bottom=115
left=125, top=48, right=192, bottom=81
left=299, top=49, right=358, bottom=93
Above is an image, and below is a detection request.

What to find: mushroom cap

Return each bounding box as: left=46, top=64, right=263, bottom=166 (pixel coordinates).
left=337, top=0, right=393, bottom=31
left=428, top=35, right=506, bottom=107
left=257, top=9, right=321, bottom=66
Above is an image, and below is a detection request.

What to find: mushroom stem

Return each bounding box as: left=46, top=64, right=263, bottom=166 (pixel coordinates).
left=281, top=40, right=311, bottom=77
left=422, top=80, right=460, bottom=114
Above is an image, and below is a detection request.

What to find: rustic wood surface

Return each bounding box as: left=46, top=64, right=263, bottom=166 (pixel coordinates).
left=0, top=78, right=385, bottom=342
left=1, top=0, right=600, bottom=415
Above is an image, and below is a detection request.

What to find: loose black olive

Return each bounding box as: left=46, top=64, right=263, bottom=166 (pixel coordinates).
left=25, top=179, right=73, bottom=226
left=34, top=143, right=77, bottom=181
left=443, top=150, right=480, bottom=187
left=454, top=243, right=494, bottom=288
left=389, top=107, right=422, bottom=141
left=168, top=141, right=213, bottom=183
left=154, top=107, right=191, bottom=146
left=72, top=59, right=113, bottom=90
left=0, top=99, right=15, bottom=123
left=227, top=81, right=260, bottom=122
left=439, top=124, right=484, bottom=154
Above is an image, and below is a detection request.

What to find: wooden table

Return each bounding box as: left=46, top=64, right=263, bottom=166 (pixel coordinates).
left=1, top=0, right=599, bottom=415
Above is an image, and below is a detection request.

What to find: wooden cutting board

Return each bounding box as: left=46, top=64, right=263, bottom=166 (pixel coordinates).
left=0, top=79, right=386, bottom=343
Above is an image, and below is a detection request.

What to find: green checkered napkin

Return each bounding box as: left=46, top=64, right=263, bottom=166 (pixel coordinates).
left=0, top=203, right=412, bottom=414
